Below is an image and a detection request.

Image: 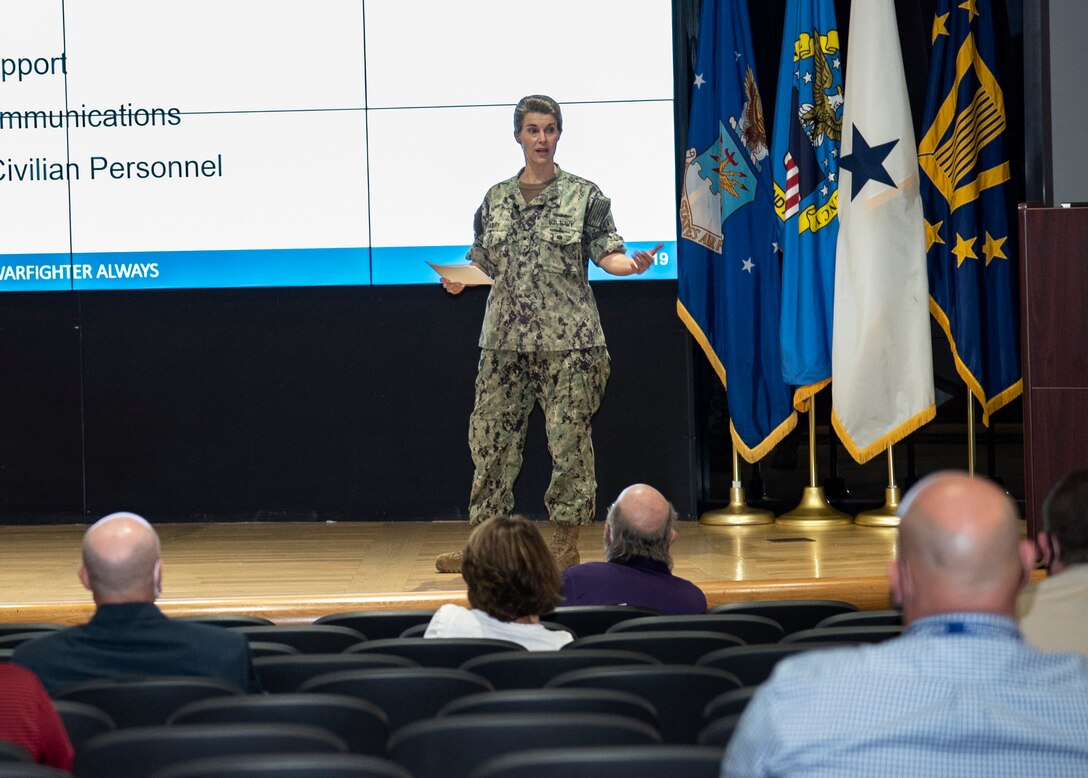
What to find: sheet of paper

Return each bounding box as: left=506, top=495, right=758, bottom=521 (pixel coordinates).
left=427, top=262, right=493, bottom=285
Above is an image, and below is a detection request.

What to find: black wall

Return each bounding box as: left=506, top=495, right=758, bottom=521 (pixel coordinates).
left=0, top=280, right=696, bottom=522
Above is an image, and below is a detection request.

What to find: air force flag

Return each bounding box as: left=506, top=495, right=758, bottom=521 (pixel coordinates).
left=677, top=0, right=796, bottom=461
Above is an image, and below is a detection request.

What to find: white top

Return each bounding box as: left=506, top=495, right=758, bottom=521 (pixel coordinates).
left=424, top=603, right=573, bottom=651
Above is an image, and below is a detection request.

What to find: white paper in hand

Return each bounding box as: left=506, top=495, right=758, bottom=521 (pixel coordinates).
left=427, top=262, right=493, bottom=286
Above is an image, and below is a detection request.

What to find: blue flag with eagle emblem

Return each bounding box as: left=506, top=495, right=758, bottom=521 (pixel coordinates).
left=677, top=0, right=796, bottom=462
left=771, top=0, right=843, bottom=411
left=919, top=0, right=1021, bottom=424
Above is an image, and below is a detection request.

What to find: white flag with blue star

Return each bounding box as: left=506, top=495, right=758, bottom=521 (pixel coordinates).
left=830, top=0, right=935, bottom=463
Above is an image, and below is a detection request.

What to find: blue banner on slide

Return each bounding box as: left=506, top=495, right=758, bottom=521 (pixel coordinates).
left=0, top=241, right=677, bottom=292
left=0, top=248, right=371, bottom=292
left=371, top=241, right=679, bottom=286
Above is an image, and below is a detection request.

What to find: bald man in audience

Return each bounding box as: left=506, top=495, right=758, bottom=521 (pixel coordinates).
left=13, top=512, right=260, bottom=695
left=723, top=471, right=1088, bottom=777
left=560, top=483, right=706, bottom=615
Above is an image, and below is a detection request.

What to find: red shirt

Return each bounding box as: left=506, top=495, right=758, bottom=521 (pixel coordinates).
left=0, top=664, right=74, bottom=770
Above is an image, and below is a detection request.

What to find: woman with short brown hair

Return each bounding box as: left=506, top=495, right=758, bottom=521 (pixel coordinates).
left=425, top=514, right=572, bottom=650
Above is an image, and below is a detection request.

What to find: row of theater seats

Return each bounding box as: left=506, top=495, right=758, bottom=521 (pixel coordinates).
left=0, top=600, right=903, bottom=657
left=0, top=601, right=903, bottom=777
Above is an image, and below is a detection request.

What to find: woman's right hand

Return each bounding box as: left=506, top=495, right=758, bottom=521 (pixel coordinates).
left=441, top=277, right=466, bottom=295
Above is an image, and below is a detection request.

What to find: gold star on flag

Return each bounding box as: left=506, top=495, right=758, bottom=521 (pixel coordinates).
left=925, top=219, right=945, bottom=252
left=982, top=232, right=1007, bottom=266
left=959, top=0, right=979, bottom=21
left=952, top=233, right=978, bottom=267
left=932, top=13, right=950, bottom=43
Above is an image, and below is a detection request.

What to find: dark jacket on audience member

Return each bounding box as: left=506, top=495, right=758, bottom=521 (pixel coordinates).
left=12, top=602, right=261, bottom=694
left=561, top=557, right=707, bottom=615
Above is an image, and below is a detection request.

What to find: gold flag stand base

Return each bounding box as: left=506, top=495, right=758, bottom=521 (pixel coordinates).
left=854, top=486, right=901, bottom=527
left=699, top=485, right=774, bottom=526
left=702, top=445, right=774, bottom=526
left=776, top=486, right=853, bottom=527
left=775, top=409, right=852, bottom=527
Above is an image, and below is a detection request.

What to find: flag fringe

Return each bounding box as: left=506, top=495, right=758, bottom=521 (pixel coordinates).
left=677, top=300, right=798, bottom=462
left=831, top=402, right=936, bottom=465
left=928, top=297, right=1023, bottom=425
left=677, top=300, right=729, bottom=390
left=792, top=379, right=831, bottom=412
left=731, top=413, right=797, bottom=463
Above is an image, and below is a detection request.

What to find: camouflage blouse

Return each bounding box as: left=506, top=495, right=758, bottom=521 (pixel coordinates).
left=467, top=167, right=627, bottom=352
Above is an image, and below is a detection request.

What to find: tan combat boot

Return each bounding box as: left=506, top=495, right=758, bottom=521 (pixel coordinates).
left=549, top=524, right=581, bottom=570
left=435, top=549, right=464, bottom=573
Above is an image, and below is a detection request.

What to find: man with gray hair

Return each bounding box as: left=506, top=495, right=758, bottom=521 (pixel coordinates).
left=723, top=471, right=1088, bottom=777
left=559, top=483, right=706, bottom=614
left=14, top=512, right=260, bottom=694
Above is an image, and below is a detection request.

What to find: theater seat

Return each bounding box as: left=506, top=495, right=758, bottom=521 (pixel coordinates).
left=313, top=611, right=436, bottom=641
left=702, top=685, right=760, bottom=723
left=168, top=693, right=389, bottom=756
left=149, top=753, right=411, bottom=778
left=52, top=700, right=116, bottom=750
left=697, top=712, right=742, bottom=748
left=172, top=615, right=276, bottom=629
left=0, top=741, right=32, bottom=763
left=0, top=764, right=72, bottom=777
left=814, top=609, right=903, bottom=628
left=232, top=625, right=366, bottom=654
left=254, top=653, right=418, bottom=694
left=73, top=723, right=346, bottom=778
left=709, top=600, right=858, bottom=635
left=344, top=638, right=523, bottom=669
left=780, top=625, right=903, bottom=644
left=566, top=631, right=743, bottom=665
left=0, top=623, right=64, bottom=639
left=389, top=713, right=661, bottom=778
left=542, top=605, right=659, bottom=637
left=471, top=744, right=725, bottom=778
left=547, top=665, right=741, bottom=744
left=52, top=676, right=243, bottom=728
left=459, top=649, right=660, bottom=691
left=696, top=643, right=852, bottom=686
left=297, top=668, right=493, bottom=732
left=438, top=688, right=660, bottom=731
left=605, top=613, right=784, bottom=644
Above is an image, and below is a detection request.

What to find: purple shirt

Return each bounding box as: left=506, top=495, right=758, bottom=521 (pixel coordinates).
left=561, top=557, right=707, bottom=615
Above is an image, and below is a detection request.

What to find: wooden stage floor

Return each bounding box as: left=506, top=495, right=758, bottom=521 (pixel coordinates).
left=0, top=519, right=902, bottom=625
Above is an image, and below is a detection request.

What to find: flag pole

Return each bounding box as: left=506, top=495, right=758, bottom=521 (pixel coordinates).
left=967, top=392, right=976, bottom=476
left=777, top=406, right=852, bottom=526
left=700, top=443, right=774, bottom=525
left=855, top=445, right=901, bottom=526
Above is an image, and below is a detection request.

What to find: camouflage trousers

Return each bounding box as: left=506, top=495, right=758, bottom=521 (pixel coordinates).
left=468, top=347, right=610, bottom=527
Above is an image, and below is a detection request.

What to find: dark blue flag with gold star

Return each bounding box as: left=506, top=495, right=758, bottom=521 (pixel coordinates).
left=918, top=0, right=1021, bottom=423
left=677, top=0, right=796, bottom=460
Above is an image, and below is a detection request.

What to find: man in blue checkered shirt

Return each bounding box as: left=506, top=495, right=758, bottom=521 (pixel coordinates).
left=722, top=471, right=1088, bottom=777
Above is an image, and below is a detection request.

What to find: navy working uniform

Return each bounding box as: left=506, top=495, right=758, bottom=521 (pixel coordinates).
left=466, top=165, right=625, bottom=528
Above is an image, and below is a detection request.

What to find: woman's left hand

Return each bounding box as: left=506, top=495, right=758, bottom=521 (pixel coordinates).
left=599, top=244, right=663, bottom=277
left=630, top=243, right=663, bottom=274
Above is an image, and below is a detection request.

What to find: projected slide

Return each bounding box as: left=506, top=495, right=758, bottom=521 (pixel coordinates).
left=0, top=0, right=676, bottom=292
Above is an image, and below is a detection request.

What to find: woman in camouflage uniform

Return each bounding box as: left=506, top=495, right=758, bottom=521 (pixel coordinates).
left=437, top=95, right=657, bottom=574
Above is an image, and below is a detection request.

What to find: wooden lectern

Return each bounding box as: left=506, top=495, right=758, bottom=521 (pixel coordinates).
left=1019, top=203, right=1088, bottom=536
